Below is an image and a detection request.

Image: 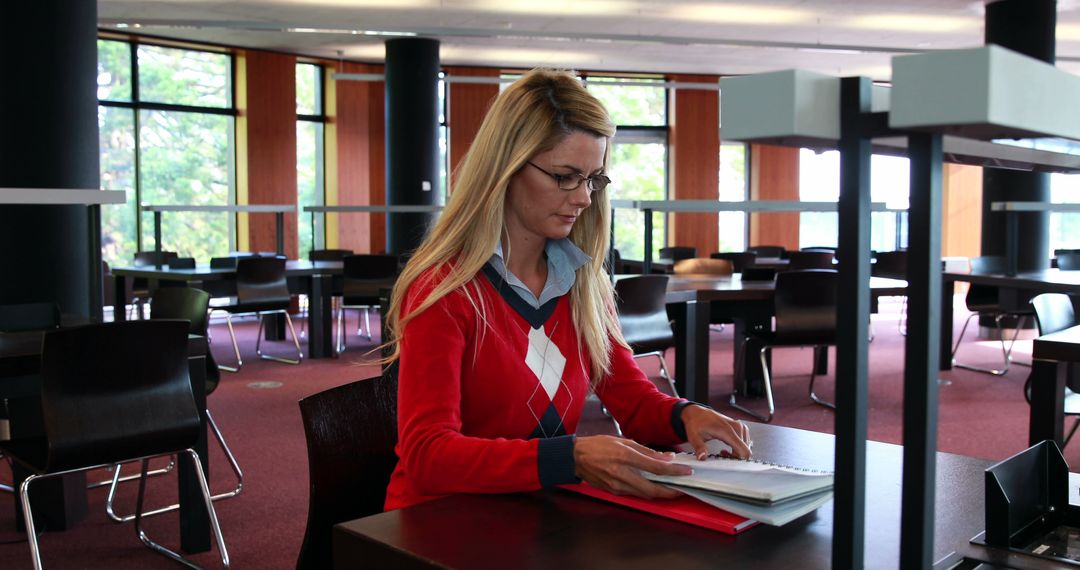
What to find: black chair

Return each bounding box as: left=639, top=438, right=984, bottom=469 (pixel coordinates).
left=951, top=256, right=1034, bottom=376
left=873, top=250, right=908, bottom=335
left=614, top=275, right=678, bottom=399
left=747, top=245, right=786, bottom=259
left=297, top=374, right=398, bottom=570
left=0, top=320, right=229, bottom=569
left=1058, top=252, right=1080, bottom=271
left=308, top=249, right=353, bottom=262
left=1027, top=293, right=1080, bottom=447
left=658, top=246, right=697, bottom=263
left=338, top=254, right=399, bottom=353
left=213, top=256, right=303, bottom=372
left=130, top=251, right=179, bottom=319
left=711, top=251, right=756, bottom=273
left=104, top=287, right=244, bottom=522
left=729, top=269, right=838, bottom=423
left=787, top=251, right=835, bottom=270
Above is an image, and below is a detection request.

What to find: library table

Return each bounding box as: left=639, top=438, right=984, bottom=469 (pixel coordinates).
left=1029, top=324, right=1080, bottom=447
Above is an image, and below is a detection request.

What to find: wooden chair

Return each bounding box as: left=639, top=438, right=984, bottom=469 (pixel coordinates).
left=297, top=373, right=398, bottom=570
left=672, top=257, right=733, bottom=276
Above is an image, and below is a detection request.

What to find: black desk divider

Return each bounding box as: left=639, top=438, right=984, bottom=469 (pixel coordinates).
left=966, top=440, right=1080, bottom=566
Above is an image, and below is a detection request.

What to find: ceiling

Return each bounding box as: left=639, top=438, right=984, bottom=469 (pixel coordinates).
left=98, top=0, right=1080, bottom=81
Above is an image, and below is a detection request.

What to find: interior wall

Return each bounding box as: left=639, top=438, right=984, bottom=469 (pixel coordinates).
left=669, top=75, right=720, bottom=257
left=332, top=61, right=387, bottom=254
left=942, top=163, right=983, bottom=259
left=749, top=143, right=801, bottom=251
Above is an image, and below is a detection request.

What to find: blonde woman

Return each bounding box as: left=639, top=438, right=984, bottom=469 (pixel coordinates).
left=383, top=69, right=751, bottom=511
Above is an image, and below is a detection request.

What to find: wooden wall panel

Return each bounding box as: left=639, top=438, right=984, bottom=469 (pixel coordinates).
left=446, top=66, right=499, bottom=193
left=244, top=51, right=298, bottom=257
left=333, top=62, right=386, bottom=254
left=749, top=144, right=801, bottom=251
left=669, top=75, right=719, bottom=257
left=943, top=163, right=983, bottom=258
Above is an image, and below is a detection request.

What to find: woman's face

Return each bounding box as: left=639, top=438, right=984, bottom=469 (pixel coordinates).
left=504, top=131, right=607, bottom=247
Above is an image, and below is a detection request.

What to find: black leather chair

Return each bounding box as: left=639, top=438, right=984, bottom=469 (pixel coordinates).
left=614, top=275, right=678, bottom=398
left=338, top=254, right=398, bottom=353
left=1058, top=252, right=1080, bottom=271
left=1026, top=293, right=1080, bottom=447
left=873, top=250, right=908, bottom=335
left=658, top=246, right=697, bottom=263
left=711, top=251, right=757, bottom=273
left=104, top=288, right=243, bottom=522
left=951, top=256, right=1034, bottom=376
left=729, top=269, right=838, bottom=423
left=747, top=245, right=786, bottom=259
left=0, top=320, right=229, bottom=569
left=213, top=256, right=303, bottom=372
left=787, top=251, right=835, bottom=270
left=297, top=374, right=398, bottom=570
left=130, top=251, right=179, bottom=319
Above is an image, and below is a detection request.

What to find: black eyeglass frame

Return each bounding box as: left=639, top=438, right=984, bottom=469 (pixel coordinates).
left=525, top=161, right=611, bottom=193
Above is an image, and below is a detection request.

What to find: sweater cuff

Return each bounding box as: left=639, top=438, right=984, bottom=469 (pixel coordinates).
left=537, top=435, right=579, bottom=487
left=671, top=400, right=712, bottom=440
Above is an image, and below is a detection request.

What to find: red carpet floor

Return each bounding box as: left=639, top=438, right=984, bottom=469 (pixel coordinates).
left=0, top=297, right=1068, bottom=568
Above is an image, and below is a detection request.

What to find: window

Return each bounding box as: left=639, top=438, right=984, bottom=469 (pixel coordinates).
left=718, top=142, right=748, bottom=252
left=98, top=38, right=236, bottom=267
left=1051, top=173, right=1080, bottom=254
left=297, top=62, right=325, bottom=256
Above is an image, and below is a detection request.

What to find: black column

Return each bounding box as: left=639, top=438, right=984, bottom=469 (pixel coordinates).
left=384, top=38, right=440, bottom=257
left=982, top=0, right=1055, bottom=271
left=0, top=0, right=99, bottom=317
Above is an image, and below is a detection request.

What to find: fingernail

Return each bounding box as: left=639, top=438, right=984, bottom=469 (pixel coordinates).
left=697, top=451, right=706, bottom=461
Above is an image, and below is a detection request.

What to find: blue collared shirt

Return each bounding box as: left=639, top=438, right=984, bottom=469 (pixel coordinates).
left=488, top=239, right=591, bottom=308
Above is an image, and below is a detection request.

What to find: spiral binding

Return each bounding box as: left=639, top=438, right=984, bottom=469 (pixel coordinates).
left=679, top=451, right=834, bottom=475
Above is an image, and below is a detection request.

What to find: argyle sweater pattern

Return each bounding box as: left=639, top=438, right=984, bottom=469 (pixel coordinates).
left=384, top=265, right=690, bottom=510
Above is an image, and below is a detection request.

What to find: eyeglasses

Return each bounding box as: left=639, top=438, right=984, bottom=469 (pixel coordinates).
left=526, top=161, right=611, bottom=193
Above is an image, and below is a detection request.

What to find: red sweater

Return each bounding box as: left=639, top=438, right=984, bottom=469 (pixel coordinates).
left=385, top=266, right=690, bottom=510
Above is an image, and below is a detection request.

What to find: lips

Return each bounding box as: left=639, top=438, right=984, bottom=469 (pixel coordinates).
left=557, top=215, right=577, bottom=223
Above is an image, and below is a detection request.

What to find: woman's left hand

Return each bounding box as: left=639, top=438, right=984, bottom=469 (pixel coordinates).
left=680, top=405, right=753, bottom=460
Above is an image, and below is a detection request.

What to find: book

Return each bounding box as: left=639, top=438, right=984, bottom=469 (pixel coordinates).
left=641, top=453, right=834, bottom=504
left=672, top=485, right=833, bottom=527
left=561, top=481, right=760, bottom=535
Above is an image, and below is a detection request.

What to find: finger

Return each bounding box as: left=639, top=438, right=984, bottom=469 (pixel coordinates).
left=686, top=431, right=709, bottom=461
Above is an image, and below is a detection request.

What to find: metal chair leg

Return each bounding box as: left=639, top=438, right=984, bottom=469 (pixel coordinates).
left=255, top=310, right=303, bottom=365
left=216, top=312, right=243, bottom=373
left=953, top=312, right=1025, bottom=376
left=728, top=345, right=775, bottom=423
left=19, top=473, right=45, bottom=570
left=808, top=346, right=835, bottom=409
left=898, top=297, right=908, bottom=336
left=90, top=457, right=175, bottom=489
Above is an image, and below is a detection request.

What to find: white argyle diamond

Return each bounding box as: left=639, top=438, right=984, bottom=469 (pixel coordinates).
left=525, top=325, right=565, bottom=400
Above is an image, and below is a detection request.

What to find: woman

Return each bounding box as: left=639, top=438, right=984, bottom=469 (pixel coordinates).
left=383, top=68, right=751, bottom=511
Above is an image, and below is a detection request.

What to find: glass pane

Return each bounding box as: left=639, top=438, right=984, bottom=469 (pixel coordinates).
left=1051, top=173, right=1080, bottom=254
left=297, top=120, right=324, bottom=256
left=870, top=154, right=909, bottom=252
left=296, top=63, right=320, bottom=115
left=718, top=143, right=747, bottom=252
left=99, top=106, right=137, bottom=266
left=438, top=124, right=448, bottom=204
left=97, top=39, right=131, bottom=102
left=587, top=79, right=665, bottom=126
left=137, top=45, right=231, bottom=108
left=609, top=142, right=666, bottom=260
left=799, top=149, right=839, bottom=248
left=139, top=109, right=233, bottom=262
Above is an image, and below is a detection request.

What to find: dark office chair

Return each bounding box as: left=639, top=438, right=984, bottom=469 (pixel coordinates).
left=130, top=251, right=179, bottom=319
left=672, top=257, right=733, bottom=276
left=1057, top=253, right=1080, bottom=271
left=1026, top=293, right=1080, bottom=447
left=787, top=251, right=835, bottom=270
left=297, top=373, right=398, bottom=570
left=729, top=269, right=838, bottom=423
left=0, top=320, right=229, bottom=569
left=308, top=248, right=354, bottom=262
left=213, top=256, right=303, bottom=372
left=338, top=254, right=399, bottom=353
left=104, top=287, right=243, bottom=522
left=711, top=251, right=757, bottom=273
left=747, top=245, right=786, bottom=259
left=873, top=250, right=908, bottom=335
left=614, top=275, right=678, bottom=399
left=658, top=246, right=698, bottom=263
left=951, top=256, right=1034, bottom=376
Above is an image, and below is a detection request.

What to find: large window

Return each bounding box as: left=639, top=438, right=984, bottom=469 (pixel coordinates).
left=718, top=142, right=748, bottom=252
left=297, top=62, right=325, bottom=257
left=1051, top=173, right=1080, bottom=255
left=98, top=39, right=236, bottom=267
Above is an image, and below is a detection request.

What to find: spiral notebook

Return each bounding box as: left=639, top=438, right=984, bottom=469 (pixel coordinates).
left=642, top=453, right=834, bottom=504
left=561, top=482, right=760, bottom=535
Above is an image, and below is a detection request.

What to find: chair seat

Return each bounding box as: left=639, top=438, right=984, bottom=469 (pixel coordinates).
left=628, top=336, right=674, bottom=355
left=214, top=298, right=291, bottom=314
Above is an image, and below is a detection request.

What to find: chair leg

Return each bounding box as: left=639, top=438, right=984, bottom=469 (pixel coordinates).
left=362, top=307, right=373, bottom=341
left=951, top=312, right=1011, bottom=376
left=18, top=474, right=45, bottom=570
left=336, top=304, right=348, bottom=354
left=808, top=346, right=835, bottom=409
left=216, top=312, right=243, bottom=373
left=652, top=350, right=679, bottom=398
left=898, top=296, right=908, bottom=336
left=135, top=450, right=231, bottom=568
left=256, top=310, right=303, bottom=365
left=728, top=345, right=775, bottom=423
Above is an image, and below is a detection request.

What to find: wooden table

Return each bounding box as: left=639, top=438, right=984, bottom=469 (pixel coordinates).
left=0, top=329, right=212, bottom=553
left=334, top=423, right=1062, bottom=569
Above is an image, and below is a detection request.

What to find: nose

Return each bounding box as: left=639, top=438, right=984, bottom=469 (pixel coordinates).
left=568, top=185, right=592, bottom=208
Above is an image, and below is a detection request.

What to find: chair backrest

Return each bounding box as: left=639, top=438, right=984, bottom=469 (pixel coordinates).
left=614, top=275, right=674, bottom=355
left=747, top=245, right=786, bottom=259
left=133, top=251, right=178, bottom=267
left=873, top=250, right=907, bottom=279
left=342, top=254, right=399, bottom=302
left=39, top=320, right=200, bottom=472
left=658, top=246, right=697, bottom=262
left=102, top=260, right=117, bottom=308
left=297, top=373, right=399, bottom=570
left=1031, top=293, right=1077, bottom=337
left=1058, top=253, right=1080, bottom=271
left=210, top=256, right=239, bottom=269
left=236, top=256, right=290, bottom=305
left=969, top=256, right=1006, bottom=274
left=801, top=246, right=837, bottom=254
left=711, top=251, right=756, bottom=273
left=150, top=287, right=220, bottom=394
left=605, top=248, right=623, bottom=274
left=309, top=249, right=354, bottom=262
left=965, top=256, right=1007, bottom=310
left=741, top=267, right=777, bottom=281
left=773, top=269, right=839, bottom=344
left=167, top=257, right=196, bottom=269
left=672, top=257, right=733, bottom=276
left=787, top=251, right=835, bottom=270
left=0, top=302, right=61, bottom=332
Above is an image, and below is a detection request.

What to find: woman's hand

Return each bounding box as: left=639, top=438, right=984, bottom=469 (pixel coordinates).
left=681, top=405, right=753, bottom=460
left=573, top=435, right=692, bottom=499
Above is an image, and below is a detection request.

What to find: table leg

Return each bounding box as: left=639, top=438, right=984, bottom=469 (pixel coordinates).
left=671, top=300, right=710, bottom=403
left=307, top=274, right=334, bottom=359
left=114, top=274, right=128, bottom=322
left=1028, top=359, right=1066, bottom=447
left=940, top=277, right=955, bottom=371
left=179, top=352, right=211, bottom=553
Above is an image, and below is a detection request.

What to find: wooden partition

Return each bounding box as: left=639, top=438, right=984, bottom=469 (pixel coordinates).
left=669, top=75, right=720, bottom=257
left=749, top=144, right=801, bottom=251
left=331, top=61, right=386, bottom=254
left=446, top=66, right=500, bottom=192
left=942, top=163, right=982, bottom=258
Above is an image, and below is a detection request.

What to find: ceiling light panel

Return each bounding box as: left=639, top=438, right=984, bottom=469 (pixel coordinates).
left=844, top=14, right=980, bottom=34
left=661, top=3, right=814, bottom=25
left=453, top=0, right=638, bottom=17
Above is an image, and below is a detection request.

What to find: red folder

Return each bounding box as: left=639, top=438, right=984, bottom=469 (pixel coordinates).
left=561, top=482, right=760, bottom=535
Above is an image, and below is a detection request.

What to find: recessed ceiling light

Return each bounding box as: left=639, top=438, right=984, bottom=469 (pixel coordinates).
left=663, top=3, right=813, bottom=25
left=844, top=14, right=980, bottom=34
left=460, top=0, right=637, bottom=17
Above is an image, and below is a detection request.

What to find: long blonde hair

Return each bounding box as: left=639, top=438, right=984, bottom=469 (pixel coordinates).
left=384, top=68, right=624, bottom=385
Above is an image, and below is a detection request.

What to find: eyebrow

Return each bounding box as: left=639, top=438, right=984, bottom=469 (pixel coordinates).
left=552, top=164, right=606, bottom=175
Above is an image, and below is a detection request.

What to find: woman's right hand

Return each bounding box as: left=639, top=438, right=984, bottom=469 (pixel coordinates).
left=573, top=435, right=693, bottom=499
